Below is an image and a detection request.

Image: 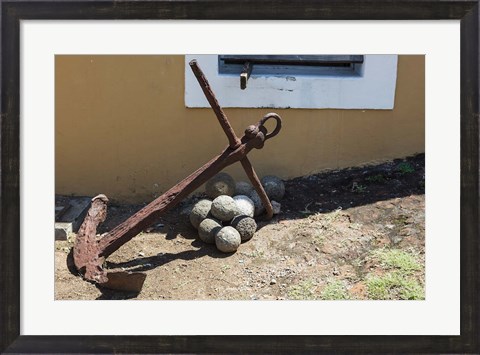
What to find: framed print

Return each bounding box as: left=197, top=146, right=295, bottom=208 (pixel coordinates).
left=1, top=1, right=479, bottom=353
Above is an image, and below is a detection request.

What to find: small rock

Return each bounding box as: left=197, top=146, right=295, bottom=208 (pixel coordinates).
left=270, top=279, right=277, bottom=285
left=391, top=235, right=403, bottom=244
left=271, top=201, right=281, bottom=215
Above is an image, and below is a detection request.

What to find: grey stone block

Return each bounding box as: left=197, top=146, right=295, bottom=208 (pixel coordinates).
left=56, top=197, right=91, bottom=232
left=55, top=222, right=72, bottom=241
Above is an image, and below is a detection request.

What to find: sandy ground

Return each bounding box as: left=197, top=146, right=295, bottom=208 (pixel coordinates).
left=55, top=154, right=425, bottom=300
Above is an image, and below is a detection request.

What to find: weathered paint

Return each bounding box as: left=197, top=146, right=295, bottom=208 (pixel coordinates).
left=185, top=55, right=398, bottom=109
left=55, top=55, right=424, bottom=203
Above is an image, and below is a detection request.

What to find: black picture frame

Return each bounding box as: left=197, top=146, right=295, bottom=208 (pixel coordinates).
left=1, top=1, right=478, bottom=353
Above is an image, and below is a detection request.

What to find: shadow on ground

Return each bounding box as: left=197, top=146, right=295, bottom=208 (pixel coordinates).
left=105, top=242, right=231, bottom=273
left=66, top=154, right=425, bottom=300
left=275, top=153, right=424, bottom=222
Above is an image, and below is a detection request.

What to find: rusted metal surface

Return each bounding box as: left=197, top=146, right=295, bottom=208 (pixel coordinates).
left=241, top=157, right=273, bottom=219
left=101, top=271, right=147, bottom=292
left=73, top=194, right=109, bottom=283
left=73, top=60, right=282, bottom=288
left=189, top=60, right=241, bottom=149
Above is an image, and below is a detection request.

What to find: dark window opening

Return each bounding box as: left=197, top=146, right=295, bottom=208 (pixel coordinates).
left=219, top=55, right=364, bottom=76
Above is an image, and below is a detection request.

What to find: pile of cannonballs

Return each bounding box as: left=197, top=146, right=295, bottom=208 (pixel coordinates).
left=189, top=172, right=285, bottom=253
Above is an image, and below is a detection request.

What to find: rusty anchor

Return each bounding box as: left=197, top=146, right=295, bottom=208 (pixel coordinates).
left=72, top=60, right=282, bottom=289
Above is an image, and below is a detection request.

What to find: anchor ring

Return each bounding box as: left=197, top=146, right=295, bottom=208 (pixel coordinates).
left=257, top=113, right=282, bottom=141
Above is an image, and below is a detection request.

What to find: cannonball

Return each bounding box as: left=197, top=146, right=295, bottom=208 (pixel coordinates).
left=215, top=226, right=241, bottom=253
left=233, top=195, right=255, bottom=218
left=205, top=172, right=235, bottom=199
left=231, top=215, right=257, bottom=242
left=198, top=218, right=222, bottom=244
left=235, top=181, right=254, bottom=196
left=249, top=191, right=265, bottom=217
left=189, top=199, right=212, bottom=229
left=261, top=175, right=285, bottom=201
left=211, top=195, right=238, bottom=221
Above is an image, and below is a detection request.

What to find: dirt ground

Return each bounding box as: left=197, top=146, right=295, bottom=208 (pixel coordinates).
left=55, top=154, right=425, bottom=300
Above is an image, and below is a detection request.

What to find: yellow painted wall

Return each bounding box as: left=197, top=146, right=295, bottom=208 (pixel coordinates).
left=55, top=55, right=424, bottom=203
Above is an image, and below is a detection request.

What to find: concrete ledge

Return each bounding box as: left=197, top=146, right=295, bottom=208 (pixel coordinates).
left=55, top=196, right=91, bottom=240
left=55, top=222, right=72, bottom=241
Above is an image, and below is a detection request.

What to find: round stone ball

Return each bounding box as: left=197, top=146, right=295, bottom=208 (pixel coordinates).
left=198, top=218, right=222, bottom=244
left=235, top=181, right=254, bottom=196
left=189, top=199, right=212, bottom=229
left=215, top=226, right=241, bottom=253
left=233, top=195, right=255, bottom=218
left=211, top=195, right=238, bottom=221
left=231, top=215, right=257, bottom=242
left=205, top=172, right=235, bottom=199
left=250, top=191, right=265, bottom=217
left=261, top=175, right=285, bottom=201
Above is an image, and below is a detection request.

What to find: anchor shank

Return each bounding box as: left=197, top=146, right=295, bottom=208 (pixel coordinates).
left=189, top=60, right=241, bottom=149
left=240, top=157, right=274, bottom=219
